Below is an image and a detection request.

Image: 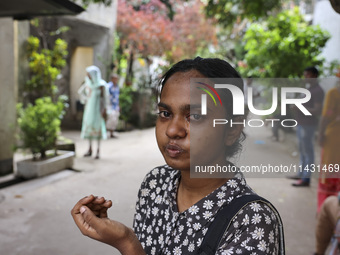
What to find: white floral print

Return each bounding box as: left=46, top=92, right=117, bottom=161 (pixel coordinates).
left=251, top=213, right=262, bottom=224
left=133, top=165, right=280, bottom=255
left=250, top=202, right=262, bottom=212
left=203, top=200, right=214, bottom=210
left=188, top=205, right=199, bottom=215
left=251, top=227, right=265, bottom=240
left=258, top=239, right=267, bottom=251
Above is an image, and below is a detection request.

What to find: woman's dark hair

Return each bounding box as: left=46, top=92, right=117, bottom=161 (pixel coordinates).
left=159, top=57, right=246, bottom=159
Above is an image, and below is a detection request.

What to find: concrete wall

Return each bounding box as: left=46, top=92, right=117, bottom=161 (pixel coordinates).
left=59, top=2, right=117, bottom=128
left=76, top=0, right=117, bottom=31
left=0, top=18, right=15, bottom=175
left=0, top=19, right=29, bottom=175
left=16, top=21, right=30, bottom=103
left=313, top=0, right=340, bottom=64
left=74, top=0, right=117, bottom=80
left=56, top=17, right=113, bottom=128
left=0, top=2, right=117, bottom=174
left=28, top=1, right=118, bottom=129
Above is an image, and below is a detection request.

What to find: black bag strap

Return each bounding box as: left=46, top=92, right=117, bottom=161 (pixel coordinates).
left=198, top=194, right=285, bottom=255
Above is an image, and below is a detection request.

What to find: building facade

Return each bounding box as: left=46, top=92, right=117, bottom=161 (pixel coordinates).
left=0, top=1, right=117, bottom=175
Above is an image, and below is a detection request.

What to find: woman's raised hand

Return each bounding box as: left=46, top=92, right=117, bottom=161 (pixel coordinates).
left=71, top=195, right=145, bottom=255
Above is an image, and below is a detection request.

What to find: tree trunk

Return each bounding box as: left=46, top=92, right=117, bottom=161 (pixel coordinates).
left=41, top=150, right=46, bottom=159
left=126, top=49, right=134, bottom=85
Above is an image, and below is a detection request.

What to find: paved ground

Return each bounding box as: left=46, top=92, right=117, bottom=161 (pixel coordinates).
left=0, top=125, right=321, bottom=255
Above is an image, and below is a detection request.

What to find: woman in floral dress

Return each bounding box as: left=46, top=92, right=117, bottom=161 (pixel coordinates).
left=72, top=58, right=284, bottom=254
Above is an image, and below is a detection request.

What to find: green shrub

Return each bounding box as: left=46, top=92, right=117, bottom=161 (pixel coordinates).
left=25, top=36, right=68, bottom=101
left=239, top=7, right=330, bottom=78
left=119, top=86, right=134, bottom=122
left=17, top=96, right=67, bottom=160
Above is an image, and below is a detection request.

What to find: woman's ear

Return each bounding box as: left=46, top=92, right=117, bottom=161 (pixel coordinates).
left=224, top=116, right=244, bottom=146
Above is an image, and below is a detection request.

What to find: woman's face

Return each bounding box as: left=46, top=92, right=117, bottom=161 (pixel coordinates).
left=156, top=70, right=241, bottom=172
left=87, top=72, right=92, bottom=80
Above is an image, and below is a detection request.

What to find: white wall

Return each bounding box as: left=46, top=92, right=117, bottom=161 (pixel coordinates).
left=313, top=0, right=340, bottom=64
left=76, top=0, right=117, bottom=31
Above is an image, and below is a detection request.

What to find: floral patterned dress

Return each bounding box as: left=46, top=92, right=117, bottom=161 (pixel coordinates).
left=133, top=165, right=281, bottom=255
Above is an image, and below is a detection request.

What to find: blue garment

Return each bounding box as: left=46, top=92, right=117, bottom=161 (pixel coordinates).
left=296, top=124, right=317, bottom=182
left=107, top=81, right=120, bottom=111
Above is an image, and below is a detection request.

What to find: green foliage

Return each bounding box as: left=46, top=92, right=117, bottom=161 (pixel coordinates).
left=76, top=0, right=112, bottom=7
left=127, top=0, right=175, bottom=20
left=119, top=86, right=134, bottom=122
left=49, top=26, right=70, bottom=36
left=239, top=8, right=330, bottom=78
left=205, top=0, right=282, bottom=28
left=17, top=97, right=68, bottom=159
left=18, top=32, right=69, bottom=159
left=320, top=60, right=340, bottom=77
left=26, top=36, right=68, bottom=100
left=112, top=32, right=127, bottom=76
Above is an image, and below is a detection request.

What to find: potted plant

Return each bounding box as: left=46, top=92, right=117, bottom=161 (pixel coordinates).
left=15, top=29, right=74, bottom=179
left=16, top=96, right=74, bottom=179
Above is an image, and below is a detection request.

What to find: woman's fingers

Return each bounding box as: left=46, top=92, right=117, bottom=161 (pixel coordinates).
left=71, top=195, right=112, bottom=230
left=85, top=199, right=112, bottom=217
left=104, top=199, right=112, bottom=207
left=79, top=206, right=104, bottom=239
left=71, top=196, right=145, bottom=253
left=71, top=195, right=104, bottom=233
left=92, top=196, right=105, bottom=204
left=71, top=195, right=96, bottom=215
